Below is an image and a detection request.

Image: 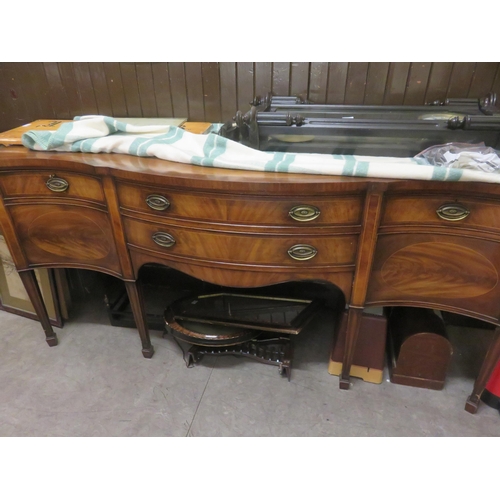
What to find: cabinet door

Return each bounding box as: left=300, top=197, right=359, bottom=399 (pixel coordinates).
left=365, top=233, right=500, bottom=323
left=8, top=204, right=122, bottom=275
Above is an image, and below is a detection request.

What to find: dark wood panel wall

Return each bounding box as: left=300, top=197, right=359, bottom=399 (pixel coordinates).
left=1, top=62, right=499, bottom=133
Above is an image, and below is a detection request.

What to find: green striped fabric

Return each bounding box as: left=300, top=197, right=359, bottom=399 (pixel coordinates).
left=20, top=115, right=500, bottom=184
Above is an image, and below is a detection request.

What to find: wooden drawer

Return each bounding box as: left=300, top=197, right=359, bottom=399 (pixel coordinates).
left=116, top=181, right=363, bottom=226
left=123, top=217, right=358, bottom=267
left=0, top=171, right=105, bottom=204
left=381, top=194, right=500, bottom=232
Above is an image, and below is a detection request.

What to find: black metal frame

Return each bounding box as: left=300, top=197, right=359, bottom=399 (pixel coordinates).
left=219, top=93, right=500, bottom=157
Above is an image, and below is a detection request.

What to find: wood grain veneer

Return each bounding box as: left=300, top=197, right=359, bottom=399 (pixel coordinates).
left=1, top=148, right=499, bottom=414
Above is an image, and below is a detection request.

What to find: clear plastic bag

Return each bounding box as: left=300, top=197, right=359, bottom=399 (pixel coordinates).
left=414, top=142, right=500, bottom=173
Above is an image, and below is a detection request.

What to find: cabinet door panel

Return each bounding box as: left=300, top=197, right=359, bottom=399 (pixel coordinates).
left=9, top=204, right=121, bottom=274
left=366, top=233, right=500, bottom=322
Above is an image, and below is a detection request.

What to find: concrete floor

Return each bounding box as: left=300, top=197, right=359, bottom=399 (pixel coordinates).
left=0, top=288, right=499, bottom=437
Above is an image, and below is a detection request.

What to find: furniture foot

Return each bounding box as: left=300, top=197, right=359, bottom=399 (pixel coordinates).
left=186, top=346, right=202, bottom=367
left=124, top=280, right=154, bottom=358
left=19, top=269, right=58, bottom=347
left=280, top=361, right=292, bottom=381
left=141, top=346, right=155, bottom=358
left=339, top=377, right=350, bottom=390
left=465, top=326, right=500, bottom=413
left=465, top=395, right=480, bottom=414
left=45, top=336, right=58, bottom=347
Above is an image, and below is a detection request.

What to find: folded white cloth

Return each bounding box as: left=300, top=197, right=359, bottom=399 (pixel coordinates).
left=419, top=144, right=500, bottom=173
left=21, top=115, right=500, bottom=184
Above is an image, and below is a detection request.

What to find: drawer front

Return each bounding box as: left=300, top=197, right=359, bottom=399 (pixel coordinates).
left=0, top=171, right=105, bottom=204
left=116, top=181, right=363, bottom=226
left=123, top=217, right=358, bottom=267
left=117, top=182, right=226, bottom=220
left=381, top=195, right=500, bottom=232
left=226, top=197, right=363, bottom=226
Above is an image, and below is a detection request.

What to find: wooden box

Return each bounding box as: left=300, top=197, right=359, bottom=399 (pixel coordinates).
left=0, top=120, right=70, bottom=146
left=328, top=310, right=387, bottom=384
left=387, top=307, right=453, bottom=390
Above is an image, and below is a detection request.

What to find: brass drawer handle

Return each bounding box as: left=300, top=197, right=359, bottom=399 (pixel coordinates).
left=146, top=194, right=170, bottom=211
left=287, top=244, right=317, bottom=261
left=152, top=232, right=176, bottom=248
left=436, top=203, right=470, bottom=221
left=46, top=175, right=69, bottom=193
left=289, top=205, right=321, bottom=222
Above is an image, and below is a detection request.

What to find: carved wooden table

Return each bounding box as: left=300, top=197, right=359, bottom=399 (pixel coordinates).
left=1, top=148, right=499, bottom=414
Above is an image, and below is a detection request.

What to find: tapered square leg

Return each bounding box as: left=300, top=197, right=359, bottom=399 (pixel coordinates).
left=124, top=280, right=154, bottom=358
left=339, top=306, right=363, bottom=390
left=465, top=327, right=500, bottom=414
left=18, top=269, right=58, bottom=347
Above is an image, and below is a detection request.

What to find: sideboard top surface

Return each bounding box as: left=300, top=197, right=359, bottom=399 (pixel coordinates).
left=2, top=149, right=500, bottom=198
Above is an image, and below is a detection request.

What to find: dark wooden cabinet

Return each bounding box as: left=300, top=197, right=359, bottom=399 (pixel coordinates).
left=1, top=149, right=499, bottom=413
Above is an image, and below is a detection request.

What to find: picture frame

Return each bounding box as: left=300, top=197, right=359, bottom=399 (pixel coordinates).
left=0, top=232, right=65, bottom=327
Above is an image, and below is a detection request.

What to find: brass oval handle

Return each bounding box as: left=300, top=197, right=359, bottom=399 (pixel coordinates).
left=146, top=194, right=170, bottom=211
left=152, top=232, right=176, bottom=248
left=289, top=205, right=321, bottom=222
left=46, top=175, right=69, bottom=193
left=287, top=244, right=318, bottom=261
left=436, top=203, right=470, bottom=221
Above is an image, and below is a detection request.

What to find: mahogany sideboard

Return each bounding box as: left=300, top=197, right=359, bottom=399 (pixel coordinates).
left=1, top=147, right=499, bottom=414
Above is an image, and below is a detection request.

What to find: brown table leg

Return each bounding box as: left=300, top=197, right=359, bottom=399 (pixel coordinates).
left=340, top=306, right=363, bottom=390
left=124, top=280, right=155, bottom=358
left=465, top=327, right=500, bottom=413
left=18, top=269, right=58, bottom=347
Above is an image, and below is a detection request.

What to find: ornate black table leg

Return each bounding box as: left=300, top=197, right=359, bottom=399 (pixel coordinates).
left=124, top=280, right=155, bottom=358
left=186, top=345, right=202, bottom=367
left=18, top=269, right=58, bottom=347
left=465, top=327, right=500, bottom=414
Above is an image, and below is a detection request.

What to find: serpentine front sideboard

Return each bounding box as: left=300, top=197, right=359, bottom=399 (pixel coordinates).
left=1, top=147, right=499, bottom=414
